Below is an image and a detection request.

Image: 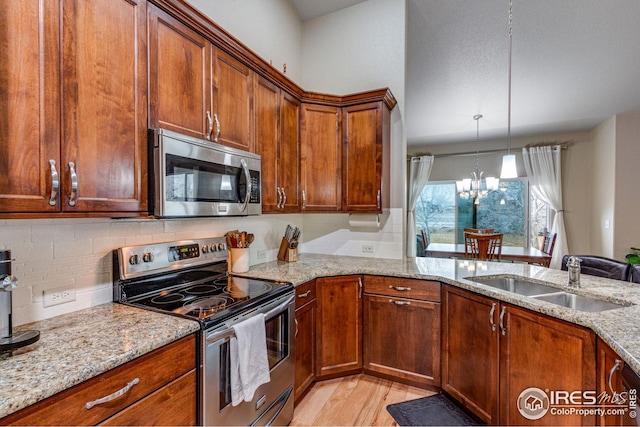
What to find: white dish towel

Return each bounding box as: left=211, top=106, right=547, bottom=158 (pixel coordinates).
left=230, top=313, right=271, bottom=406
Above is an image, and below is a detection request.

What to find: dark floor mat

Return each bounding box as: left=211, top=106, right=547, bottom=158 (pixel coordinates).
left=386, top=393, right=482, bottom=426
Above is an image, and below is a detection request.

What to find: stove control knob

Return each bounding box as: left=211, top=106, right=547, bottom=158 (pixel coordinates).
left=142, top=252, right=154, bottom=263
left=129, top=254, right=140, bottom=265
left=217, top=243, right=226, bottom=251
left=202, top=245, right=209, bottom=253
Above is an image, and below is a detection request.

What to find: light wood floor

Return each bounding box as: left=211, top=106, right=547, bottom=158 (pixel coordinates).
left=291, top=374, right=437, bottom=426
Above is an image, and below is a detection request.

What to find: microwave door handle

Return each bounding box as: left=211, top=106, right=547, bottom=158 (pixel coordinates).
left=240, top=158, right=251, bottom=212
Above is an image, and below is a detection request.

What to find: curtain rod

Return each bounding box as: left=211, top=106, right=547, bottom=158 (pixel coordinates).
left=409, top=144, right=567, bottom=160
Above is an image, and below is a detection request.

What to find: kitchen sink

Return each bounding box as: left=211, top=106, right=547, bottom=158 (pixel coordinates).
left=532, top=292, right=627, bottom=312
left=468, top=276, right=561, bottom=296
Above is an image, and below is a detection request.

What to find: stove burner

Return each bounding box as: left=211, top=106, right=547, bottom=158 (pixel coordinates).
left=175, top=296, right=232, bottom=318
left=223, top=282, right=272, bottom=295
left=184, top=284, right=220, bottom=295
left=151, top=293, right=184, bottom=305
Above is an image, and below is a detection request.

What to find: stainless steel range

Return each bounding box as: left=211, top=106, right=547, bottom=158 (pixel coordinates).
left=113, top=237, right=295, bottom=426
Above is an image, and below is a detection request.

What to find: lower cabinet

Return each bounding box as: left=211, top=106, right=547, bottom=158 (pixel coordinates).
left=294, top=280, right=317, bottom=403
left=442, top=285, right=596, bottom=426
left=316, top=275, right=363, bottom=378
left=596, top=338, right=637, bottom=426
left=363, top=276, right=441, bottom=387
left=2, top=334, right=197, bottom=426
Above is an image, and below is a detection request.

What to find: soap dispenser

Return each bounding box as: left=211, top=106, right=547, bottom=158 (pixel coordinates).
left=567, top=256, right=581, bottom=288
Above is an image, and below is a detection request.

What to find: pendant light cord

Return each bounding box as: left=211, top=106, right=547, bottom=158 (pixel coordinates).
left=507, top=0, right=513, bottom=155
left=473, top=114, right=482, bottom=174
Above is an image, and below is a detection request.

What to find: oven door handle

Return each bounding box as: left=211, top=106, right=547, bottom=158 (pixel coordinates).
left=206, top=295, right=294, bottom=344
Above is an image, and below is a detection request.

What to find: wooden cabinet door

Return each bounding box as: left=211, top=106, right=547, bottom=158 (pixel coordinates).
left=278, top=91, right=300, bottom=212
left=316, top=276, right=362, bottom=378
left=363, top=294, right=440, bottom=387
left=148, top=4, right=212, bottom=139
left=597, top=338, right=627, bottom=426
left=342, top=101, right=389, bottom=212
left=254, top=76, right=279, bottom=212
left=0, top=0, right=61, bottom=213
left=499, top=305, right=596, bottom=426
left=212, top=48, right=253, bottom=151
left=300, top=104, right=342, bottom=212
left=61, top=0, right=147, bottom=213
left=294, top=299, right=316, bottom=403
left=442, top=286, right=499, bottom=424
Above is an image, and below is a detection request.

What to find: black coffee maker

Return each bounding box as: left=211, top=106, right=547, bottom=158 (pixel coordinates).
left=1, top=250, right=39, bottom=354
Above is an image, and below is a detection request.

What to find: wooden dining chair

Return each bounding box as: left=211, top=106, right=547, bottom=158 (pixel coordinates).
left=463, top=228, right=495, bottom=234
left=541, top=232, right=557, bottom=256
left=465, top=232, right=503, bottom=261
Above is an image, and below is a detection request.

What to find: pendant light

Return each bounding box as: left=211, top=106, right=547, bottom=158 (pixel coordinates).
left=500, top=0, right=518, bottom=179
left=456, top=115, right=499, bottom=203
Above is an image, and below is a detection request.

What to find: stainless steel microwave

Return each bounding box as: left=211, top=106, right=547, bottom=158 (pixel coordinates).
left=149, top=129, right=261, bottom=217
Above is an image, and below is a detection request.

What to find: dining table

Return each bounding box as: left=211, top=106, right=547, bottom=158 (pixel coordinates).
left=425, top=242, right=552, bottom=267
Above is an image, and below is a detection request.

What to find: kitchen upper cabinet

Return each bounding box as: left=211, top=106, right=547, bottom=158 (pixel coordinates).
left=254, top=77, right=300, bottom=212
left=148, top=4, right=212, bottom=140
left=363, top=276, right=441, bottom=387
left=294, top=280, right=317, bottom=404
left=342, top=101, right=390, bottom=212
left=212, top=48, right=254, bottom=151
left=316, top=275, right=362, bottom=378
left=300, top=104, right=342, bottom=212
left=442, top=286, right=597, bottom=426
left=1, top=0, right=147, bottom=215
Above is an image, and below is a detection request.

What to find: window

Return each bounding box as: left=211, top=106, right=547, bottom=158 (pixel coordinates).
left=416, top=179, right=548, bottom=248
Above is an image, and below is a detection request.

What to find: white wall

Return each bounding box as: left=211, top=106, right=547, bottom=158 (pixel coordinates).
left=186, top=0, right=303, bottom=84
left=590, top=117, right=616, bottom=257
left=613, top=112, right=640, bottom=259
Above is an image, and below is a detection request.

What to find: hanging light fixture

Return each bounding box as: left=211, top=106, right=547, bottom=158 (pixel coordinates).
left=456, top=114, right=499, bottom=203
left=500, top=0, right=518, bottom=179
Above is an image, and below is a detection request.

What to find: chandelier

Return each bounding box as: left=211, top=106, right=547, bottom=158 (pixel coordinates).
left=456, top=114, right=499, bottom=204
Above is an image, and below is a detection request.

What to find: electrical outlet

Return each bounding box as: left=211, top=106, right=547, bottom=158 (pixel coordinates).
left=43, top=287, right=76, bottom=307
left=362, top=244, right=374, bottom=254
left=257, top=249, right=266, bottom=260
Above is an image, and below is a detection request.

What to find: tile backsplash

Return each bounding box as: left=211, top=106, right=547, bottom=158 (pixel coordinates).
left=1, top=209, right=403, bottom=326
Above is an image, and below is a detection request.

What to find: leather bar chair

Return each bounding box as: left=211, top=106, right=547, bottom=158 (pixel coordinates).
left=561, top=255, right=631, bottom=281
left=630, top=264, right=640, bottom=283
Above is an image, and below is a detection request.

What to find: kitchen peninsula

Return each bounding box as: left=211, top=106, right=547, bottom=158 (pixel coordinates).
left=2, top=255, right=639, bottom=425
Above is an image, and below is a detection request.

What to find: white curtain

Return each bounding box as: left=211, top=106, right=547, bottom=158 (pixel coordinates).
left=522, top=146, right=568, bottom=269
left=407, top=156, right=434, bottom=257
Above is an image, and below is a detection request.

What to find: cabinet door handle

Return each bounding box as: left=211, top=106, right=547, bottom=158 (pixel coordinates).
left=281, top=188, right=287, bottom=208
left=68, top=162, right=78, bottom=206
left=294, top=318, right=299, bottom=337
left=206, top=111, right=213, bottom=140
left=489, top=302, right=497, bottom=331
left=49, top=159, right=59, bottom=206
left=389, top=285, right=412, bottom=291
left=499, top=306, right=507, bottom=336
left=297, top=290, right=311, bottom=298
left=358, top=277, right=363, bottom=298
left=390, top=299, right=411, bottom=306
left=85, top=378, right=139, bottom=409
left=302, top=190, right=306, bottom=208
left=377, top=189, right=381, bottom=209
left=276, top=187, right=282, bottom=209
left=609, top=359, right=624, bottom=402
left=213, top=113, right=220, bottom=142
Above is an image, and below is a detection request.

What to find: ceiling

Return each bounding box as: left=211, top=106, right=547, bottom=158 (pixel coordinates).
left=291, top=0, right=640, bottom=147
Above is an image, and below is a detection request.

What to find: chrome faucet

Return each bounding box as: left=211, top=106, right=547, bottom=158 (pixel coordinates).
left=567, top=256, right=581, bottom=288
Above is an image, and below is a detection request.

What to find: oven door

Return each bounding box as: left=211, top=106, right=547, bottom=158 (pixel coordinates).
left=153, top=129, right=261, bottom=217
left=203, top=293, right=295, bottom=426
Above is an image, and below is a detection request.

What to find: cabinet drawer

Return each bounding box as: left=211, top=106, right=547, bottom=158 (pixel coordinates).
left=364, top=276, right=440, bottom=302
left=3, top=334, right=196, bottom=426
left=100, top=370, right=197, bottom=426
left=295, top=280, right=316, bottom=308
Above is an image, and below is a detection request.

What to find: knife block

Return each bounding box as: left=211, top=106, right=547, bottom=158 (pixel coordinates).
left=277, top=237, right=298, bottom=262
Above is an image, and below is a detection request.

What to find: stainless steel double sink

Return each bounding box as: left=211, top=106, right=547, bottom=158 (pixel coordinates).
left=467, top=276, right=628, bottom=312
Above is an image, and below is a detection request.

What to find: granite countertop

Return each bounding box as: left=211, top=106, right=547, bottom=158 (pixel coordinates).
left=0, top=304, right=199, bottom=419
left=237, top=254, right=640, bottom=374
